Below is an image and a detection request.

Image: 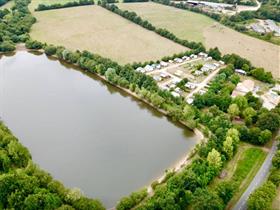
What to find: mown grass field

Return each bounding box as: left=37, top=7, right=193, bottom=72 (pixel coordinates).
left=30, top=5, right=187, bottom=64
left=118, top=2, right=280, bottom=78
left=209, top=143, right=267, bottom=209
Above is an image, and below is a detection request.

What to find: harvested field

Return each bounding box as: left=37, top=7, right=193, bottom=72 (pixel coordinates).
left=118, top=2, right=280, bottom=77
left=204, top=24, right=280, bottom=78
left=30, top=5, right=187, bottom=64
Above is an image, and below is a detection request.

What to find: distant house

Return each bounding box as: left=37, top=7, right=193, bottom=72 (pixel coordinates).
left=175, top=87, right=182, bottom=94
left=190, top=54, right=198, bottom=59
left=185, top=82, right=197, bottom=89
left=153, top=75, right=162, bottom=82
left=264, top=19, right=280, bottom=36
left=186, top=97, right=194, bottom=104
left=261, top=85, right=280, bottom=110
left=174, top=58, right=183, bottom=63
left=235, top=69, right=247, bottom=75
left=250, top=23, right=266, bottom=34
left=182, top=56, right=190, bottom=60
left=172, top=78, right=181, bottom=84
left=144, top=65, right=154, bottom=72
left=160, top=61, right=168, bottom=67
left=198, top=89, right=206, bottom=95
left=171, top=91, right=180, bottom=97
left=160, top=72, right=170, bottom=78
left=219, top=60, right=225, bottom=65
left=201, top=63, right=216, bottom=73
left=213, top=63, right=220, bottom=68
left=231, top=79, right=255, bottom=97
left=204, top=56, right=212, bottom=61
left=199, top=52, right=208, bottom=58
left=136, top=67, right=144, bottom=72
left=155, top=64, right=161, bottom=69
left=194, top=70, right=203, bottom=76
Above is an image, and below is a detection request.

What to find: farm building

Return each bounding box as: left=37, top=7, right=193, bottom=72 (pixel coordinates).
left=264, top=19, right=280, bottom=36
left=250, top=23, right=266, bottom=34
left=262, top=85, right=280, bottom=110
left=186, top=0, right=236, bottom=10
left=231, top=79, right=255, bottom=97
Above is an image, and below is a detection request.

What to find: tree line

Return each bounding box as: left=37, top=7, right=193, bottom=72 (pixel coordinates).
left=0, top=0, right=36, bottom=52
left=0, top=122, right=105, bottom=210
left=247, top=135, right=280, bottom=209
left=35, top=0, right=94, bottom=11
left=100, top=2, right=206, bottom=52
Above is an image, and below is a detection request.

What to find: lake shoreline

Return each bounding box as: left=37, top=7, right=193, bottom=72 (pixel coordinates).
left=1, top=46, right=205, bottom=209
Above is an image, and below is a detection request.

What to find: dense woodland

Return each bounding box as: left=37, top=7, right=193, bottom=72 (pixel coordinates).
left=0, top=0, right=35, bottom=52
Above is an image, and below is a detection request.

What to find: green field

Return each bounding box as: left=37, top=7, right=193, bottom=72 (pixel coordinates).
left=118, top=2, right=214, bottom=43
left=118, top=2, right=280, bottom=78
left=30, top=5, right=187, bottom=64
left=209, top=143, right=267, bottom=209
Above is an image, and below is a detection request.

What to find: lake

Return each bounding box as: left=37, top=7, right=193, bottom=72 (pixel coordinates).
left=0, top=51, right=199, bottom=208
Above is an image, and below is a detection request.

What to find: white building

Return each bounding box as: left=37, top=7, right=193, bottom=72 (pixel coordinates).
left=262, top=85, right=280, bottom=110
left=153, top=75, right=162, bottom=82
left=264, top=19, right=280, bottom=36
left=160, top=61, right=168, bottom=67
left=194, top=70, right=203, bottom=76
left=231, top=79, right=255, bottom=97
left=171, top=91, right=180, bottom=97
left=251, top=23, right=266, bottom=34
left=144, top=65, right=154, bottom=72
left=174, top=58, right=183, bottom=63
left=136, top=67, right=144, bottom=72
left=186, top=97, right=194, bottom=104
left=185, top=82, right=197, bottom=89
left=235, top=69, right=247, bottom=75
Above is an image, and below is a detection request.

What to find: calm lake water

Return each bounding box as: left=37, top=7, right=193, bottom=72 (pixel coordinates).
left=0, top=51, right=199, bottom=208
